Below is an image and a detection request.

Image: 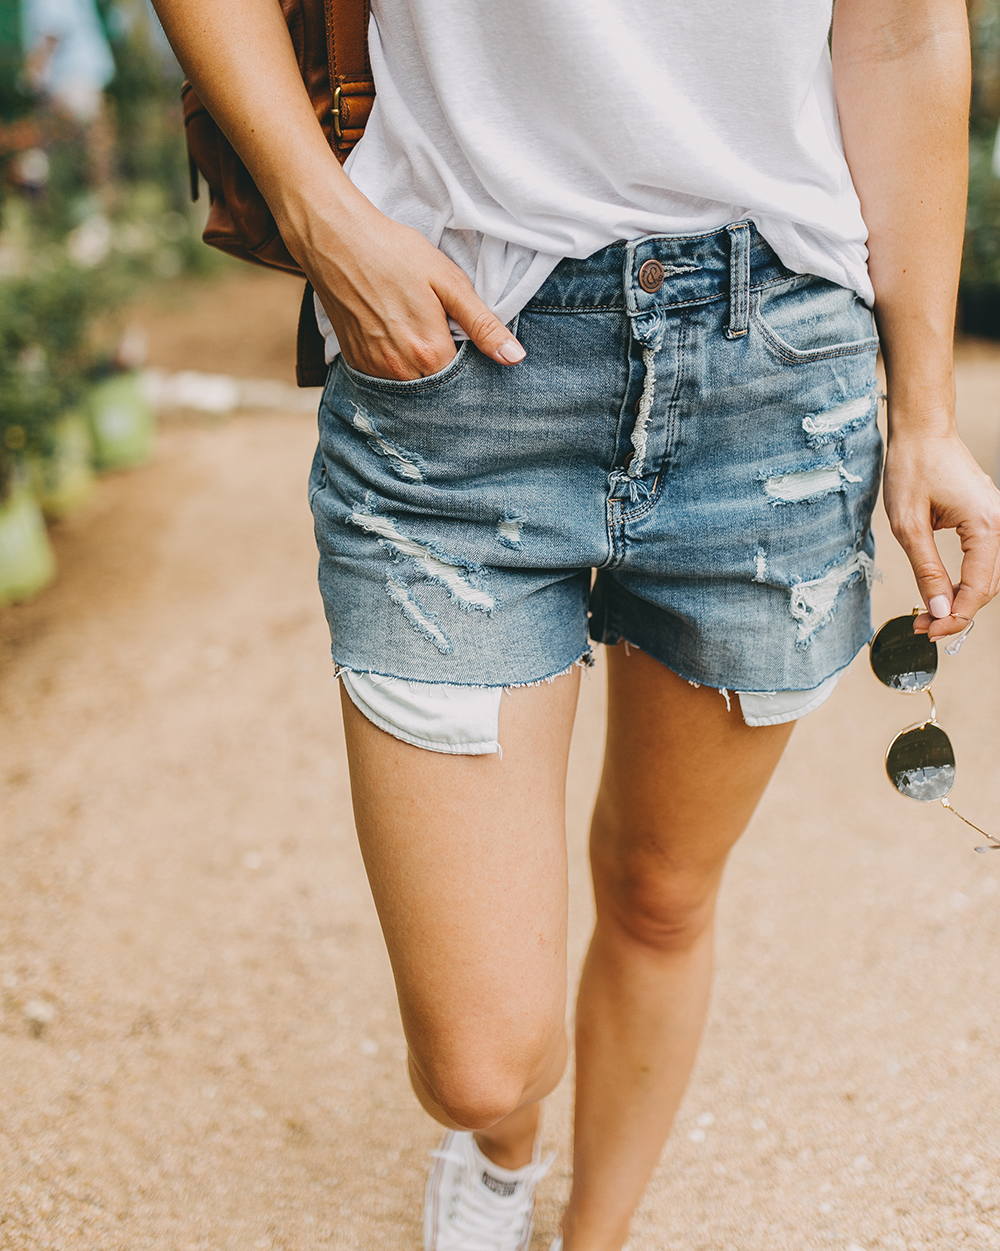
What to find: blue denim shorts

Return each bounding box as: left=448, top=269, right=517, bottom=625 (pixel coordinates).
left=309, top=222, right=882, bottom=701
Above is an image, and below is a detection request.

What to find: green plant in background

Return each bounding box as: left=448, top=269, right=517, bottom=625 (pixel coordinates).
left=962, top=133, right=1000, bottom=313
left=0, top=0, right=211, bottom=603
left=962, top=0, right=1000, bottom=334
left=1, top=0, right=220, bottom=270
left=97, top=0, right=224, bottom=276
left=0, top=307, right=61, bottom=499
left=0, top=243, right=152, bottom=598
left=970, top=0, right=1000, bottom=134
left=85, top=367, right=154, bottom=470
left=0, top=0, right=28, bottom=121
left=99, top=0, right=184, bottom=196
left=0, top=477, right=56, bottom=604
left=0, top=257, right=113, bottom=492
left=0, top=1, right=198, bottom=495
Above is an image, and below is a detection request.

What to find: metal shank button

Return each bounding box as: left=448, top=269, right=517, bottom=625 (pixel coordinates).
left=638, top=259, right=665, bottom=293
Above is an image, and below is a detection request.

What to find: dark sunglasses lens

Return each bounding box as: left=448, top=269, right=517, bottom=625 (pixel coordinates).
left=870, top=615, right=938, bottom=691
left=886, top=724, right=955, bottom=802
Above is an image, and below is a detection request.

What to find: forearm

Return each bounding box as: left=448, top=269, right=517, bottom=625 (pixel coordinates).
left=834, top=1, right=1000, bottom=633
left=150, top=0, right=363, bottom=244
left=152, top=0, right=522, bottom=378
left=833, top=0, right=970, bottom=431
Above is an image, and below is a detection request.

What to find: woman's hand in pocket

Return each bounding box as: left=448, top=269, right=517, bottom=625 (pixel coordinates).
left=284, top=190, right=525, bottom=382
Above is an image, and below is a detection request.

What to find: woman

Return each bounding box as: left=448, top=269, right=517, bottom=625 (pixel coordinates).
left=153, top=2, right=1000, bottom=1248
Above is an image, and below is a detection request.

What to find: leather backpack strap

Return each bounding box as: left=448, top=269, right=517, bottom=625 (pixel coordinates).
left=295, top=0, right=374, bottom=384
left=326, top=0, right=375, bottom=154
left=297, top=282, right=330, bottom=387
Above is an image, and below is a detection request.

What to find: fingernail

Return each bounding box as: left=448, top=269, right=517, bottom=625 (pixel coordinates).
left=928, top=594, right=952, bottom=619
left=497, top=340, right=525, bottom=364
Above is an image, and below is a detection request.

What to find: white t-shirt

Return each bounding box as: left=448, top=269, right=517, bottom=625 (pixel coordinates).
left=317, top=0, right=871, bottom=357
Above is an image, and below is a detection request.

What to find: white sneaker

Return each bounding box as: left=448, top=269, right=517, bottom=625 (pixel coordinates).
left=424, top=1129, right=554, bottom=1251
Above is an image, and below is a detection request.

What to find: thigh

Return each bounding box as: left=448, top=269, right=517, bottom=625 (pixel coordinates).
left=342, top=669, right=580, bottom=1064
left=593, top=645, right=794, bottom=919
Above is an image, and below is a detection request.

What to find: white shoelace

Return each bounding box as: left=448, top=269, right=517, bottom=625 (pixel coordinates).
left=430, top=1143, right=555, bottom=1251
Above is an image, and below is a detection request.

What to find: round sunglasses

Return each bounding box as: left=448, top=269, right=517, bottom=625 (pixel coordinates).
left=869, top=612, right=998, bottom=852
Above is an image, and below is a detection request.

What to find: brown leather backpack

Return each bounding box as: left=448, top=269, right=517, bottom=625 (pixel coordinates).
left=182, top=0, right=374, bottom=385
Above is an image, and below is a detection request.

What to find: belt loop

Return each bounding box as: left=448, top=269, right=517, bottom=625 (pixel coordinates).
left=725, top=222, right=751, bottom=339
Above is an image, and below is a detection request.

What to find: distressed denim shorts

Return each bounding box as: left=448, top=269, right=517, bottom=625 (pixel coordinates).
left=309, top=222, right=882, bottom=751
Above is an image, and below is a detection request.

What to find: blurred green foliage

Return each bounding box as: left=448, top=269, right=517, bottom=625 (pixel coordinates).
left=0, top=0, right=229, bottom=495
left=0, top=0, right=28, bottom=120
left=0, top=256, right=118, bottom=491
left=964, top=132, right=1000, bottom=290
left=0, top=0, right=219, bottom=265
left=98, top=0, right=188, bottom=205
left=970, top=0, right=1000, bottom=133
left=963, top=0, right=1000, bottom=330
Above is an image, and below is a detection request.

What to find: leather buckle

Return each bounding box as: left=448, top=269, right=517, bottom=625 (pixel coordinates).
left=331, top=81, right=375, bottom=146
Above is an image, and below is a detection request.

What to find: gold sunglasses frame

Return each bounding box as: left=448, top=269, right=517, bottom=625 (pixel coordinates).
left=871, top=612, right=999, bottom=853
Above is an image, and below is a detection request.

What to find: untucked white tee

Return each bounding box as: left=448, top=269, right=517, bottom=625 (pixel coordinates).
left=317, top=0, right=871, bottom=358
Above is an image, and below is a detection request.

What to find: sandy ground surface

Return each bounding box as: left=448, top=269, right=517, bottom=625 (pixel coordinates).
left=2, top=271, right=1000, bottom=1251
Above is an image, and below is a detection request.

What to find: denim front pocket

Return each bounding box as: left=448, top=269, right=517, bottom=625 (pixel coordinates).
left=751, top=275, right=879, bottom=364
left=319, top=333, right=501, bottom=497
left=336, top=340, right=473, bottom=393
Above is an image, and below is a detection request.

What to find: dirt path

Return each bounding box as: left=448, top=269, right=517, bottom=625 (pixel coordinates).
left=2, top=275, right=1000, bottom=1250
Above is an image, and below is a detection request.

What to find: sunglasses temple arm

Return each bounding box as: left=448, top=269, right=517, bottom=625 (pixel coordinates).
left=940, top=798, right=1000, bottom=852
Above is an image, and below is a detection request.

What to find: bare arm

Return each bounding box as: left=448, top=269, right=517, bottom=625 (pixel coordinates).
left=833, top=0, right=1000, bottom=639
left=151, top=0, right=524, bottom=379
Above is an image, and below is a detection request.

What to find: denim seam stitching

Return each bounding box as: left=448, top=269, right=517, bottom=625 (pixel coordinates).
left=753, top=318, right=880, bottom=364
left=525, top=303, right=626, bottom=312
left=529, top=274, right=791, bottom=316
left=750, top=291, right=879, bottom=364
left=338, top=342, right=474, bottom=393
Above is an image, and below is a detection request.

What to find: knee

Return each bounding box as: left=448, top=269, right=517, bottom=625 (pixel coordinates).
left=427, top=1065, right=528, bottom=1130
left=414, top=1026, right=564, bottom=1130
left=595, top=852, right=720, bottom=955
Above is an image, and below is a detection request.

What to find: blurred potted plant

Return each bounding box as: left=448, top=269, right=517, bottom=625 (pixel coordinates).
left=85, top=355, right=155, bottom=470
left=0, top=469, right=56, bottom=605
left=0, top=301, right=58, bottom=605
left=27, top=251, right=152, bottom=471
left=2, top=258, right=104, bottom=513
left=29, top=407, right=95, bottom=517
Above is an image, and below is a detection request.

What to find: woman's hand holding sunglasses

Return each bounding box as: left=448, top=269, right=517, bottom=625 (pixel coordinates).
left=883, top=425, right=1000, bottom=643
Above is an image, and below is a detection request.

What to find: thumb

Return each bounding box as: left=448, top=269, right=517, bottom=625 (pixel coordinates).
left=436, top=278, right=526, bottom=366
left=896, top=520, right=954, bottom=623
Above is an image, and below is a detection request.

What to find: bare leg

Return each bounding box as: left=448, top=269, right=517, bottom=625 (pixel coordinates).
left=340, top=669, right=580, bottom=1168
left=564, top=646, right=795, bottom=1250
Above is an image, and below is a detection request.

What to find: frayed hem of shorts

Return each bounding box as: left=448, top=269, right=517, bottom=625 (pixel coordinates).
left=332, top=647, right=594, bottom=692
left=503, top=650, right=594, bottom=691
left=607, top=636, right=851, bottom=727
